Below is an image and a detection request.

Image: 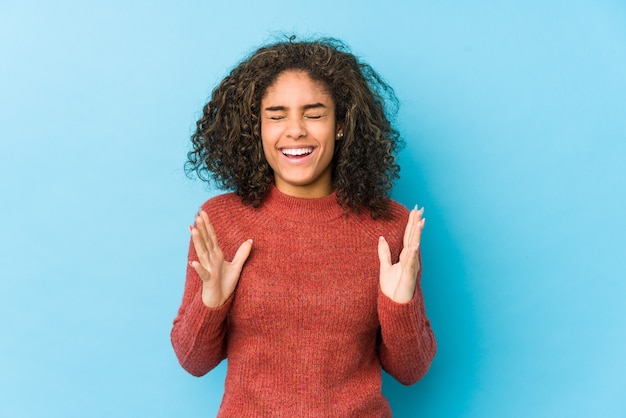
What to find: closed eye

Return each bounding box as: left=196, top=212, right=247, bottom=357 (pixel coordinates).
left=304, top=113, right=325, bottom=119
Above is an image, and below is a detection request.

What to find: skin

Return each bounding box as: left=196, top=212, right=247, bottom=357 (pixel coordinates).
left=189, top=69, right=425, bottom=307
left=260, top=70, right=339, bottom=198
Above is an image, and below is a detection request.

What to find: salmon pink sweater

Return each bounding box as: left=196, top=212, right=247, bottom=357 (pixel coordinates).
left=171, top=187, right=436, bottom=416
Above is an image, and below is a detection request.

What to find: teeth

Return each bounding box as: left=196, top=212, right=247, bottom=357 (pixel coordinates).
left=282, top=147, right=313, bottom=156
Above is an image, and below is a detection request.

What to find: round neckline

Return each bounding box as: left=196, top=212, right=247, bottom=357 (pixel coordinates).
left=260, top=186, right=346, bottom=223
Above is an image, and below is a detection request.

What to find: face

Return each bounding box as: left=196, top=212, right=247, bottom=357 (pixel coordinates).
left=260, top=70, right=342, bottom=198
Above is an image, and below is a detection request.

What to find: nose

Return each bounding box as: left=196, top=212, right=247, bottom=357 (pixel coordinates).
left=285, top=116, right=306, bottom=140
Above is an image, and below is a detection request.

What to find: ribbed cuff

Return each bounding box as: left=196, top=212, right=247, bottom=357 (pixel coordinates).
left=186, top=291, right=233, bottom=340
left=377, top=287, right=423, bottom=343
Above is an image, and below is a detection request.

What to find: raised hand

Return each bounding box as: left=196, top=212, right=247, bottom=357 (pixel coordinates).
left=189, top=210, right=253, bottom=308
left=378, top=206, right=425, bottom=304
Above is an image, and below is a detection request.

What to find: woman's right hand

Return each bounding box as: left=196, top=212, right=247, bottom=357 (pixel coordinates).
left=189, top=210, right=253, bottom=308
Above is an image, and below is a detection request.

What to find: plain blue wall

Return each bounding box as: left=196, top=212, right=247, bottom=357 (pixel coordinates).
left=2, top=1, right=625, bottom=417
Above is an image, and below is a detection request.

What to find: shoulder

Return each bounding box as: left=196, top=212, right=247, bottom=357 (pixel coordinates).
left=198, top=192, right=255, bottom=225
left=385, top=199, right=410, bottom=223
left=382, top=200, right=410, bottom=243
left=349, top=199, right=408, bottom=258
left=368, top=199, right=410, bottom=230
left=352, top=199, right=409, bottom=235
left=200, top=192, right=243, bottom=213
left=202, top=192, right=241, bottom=208
left=197, top=192, right=256, bottom=257
left=353, top=198, right=408, bottom=222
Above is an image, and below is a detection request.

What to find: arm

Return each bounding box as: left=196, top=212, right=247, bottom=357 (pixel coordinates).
left=171, top=210, right=252, bottom=376
left=377, top=206, right=436, bottom=385
left=377, top=266, right=436, bottom=385
left=170, top=239, right=232, bottom=377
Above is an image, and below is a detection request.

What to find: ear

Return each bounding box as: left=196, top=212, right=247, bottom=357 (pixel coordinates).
left=336, top=124, right=345, bottom=140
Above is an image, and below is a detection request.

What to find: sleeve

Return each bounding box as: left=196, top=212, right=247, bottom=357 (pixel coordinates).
left=377, top=253, right=437, bottom=385
left=170, top=238, right=233, bottom=377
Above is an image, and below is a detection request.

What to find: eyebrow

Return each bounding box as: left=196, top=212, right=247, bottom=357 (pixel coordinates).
left=264, top=103, right=327, bottom=112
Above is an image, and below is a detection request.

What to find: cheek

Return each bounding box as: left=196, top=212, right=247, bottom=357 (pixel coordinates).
left=260, top=122, right=278, bottom=144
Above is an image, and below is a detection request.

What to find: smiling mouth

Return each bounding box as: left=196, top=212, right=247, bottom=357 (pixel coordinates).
left=281, top=147, right=313, bottom=157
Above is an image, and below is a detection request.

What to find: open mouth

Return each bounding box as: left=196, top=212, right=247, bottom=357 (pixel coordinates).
left=281, top=147, right=313, bottom=158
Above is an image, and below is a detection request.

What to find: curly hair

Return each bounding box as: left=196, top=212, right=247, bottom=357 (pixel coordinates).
left=186, top=36, right=403, bottom=218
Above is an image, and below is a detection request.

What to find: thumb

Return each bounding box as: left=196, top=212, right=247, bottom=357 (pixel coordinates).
left=231, top=239, right=253, bottom=272
left=377, top=236, right=392, bottom=267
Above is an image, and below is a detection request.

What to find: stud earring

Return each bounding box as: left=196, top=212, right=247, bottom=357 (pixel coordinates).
left=336, top=132, right=344, bottom=139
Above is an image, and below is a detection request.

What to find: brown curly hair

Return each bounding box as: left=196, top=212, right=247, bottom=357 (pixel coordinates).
left=186, top=36, right=403, bottom=218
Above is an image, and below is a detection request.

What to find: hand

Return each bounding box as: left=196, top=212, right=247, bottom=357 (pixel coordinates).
left=189, top=210, right=253, bottom=308
left=378, top=206, right=425, bottom=303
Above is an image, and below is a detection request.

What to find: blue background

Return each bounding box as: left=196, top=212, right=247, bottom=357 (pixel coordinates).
left=2, top=1, right=625, bottom=417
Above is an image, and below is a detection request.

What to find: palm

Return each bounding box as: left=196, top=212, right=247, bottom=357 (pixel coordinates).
left=190, top=210, right=253, bottom=308
left=378, top=206, right=425, bottom=304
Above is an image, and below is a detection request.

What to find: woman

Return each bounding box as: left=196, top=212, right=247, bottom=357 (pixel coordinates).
left=171, top=37, right=436, bottom=416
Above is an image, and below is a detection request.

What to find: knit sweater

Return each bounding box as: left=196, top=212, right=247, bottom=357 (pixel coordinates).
left=171, top=187, right=436, bottom=417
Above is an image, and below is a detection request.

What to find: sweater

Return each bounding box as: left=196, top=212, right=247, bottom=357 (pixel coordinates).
left=171, top=187, right=436, bottom=417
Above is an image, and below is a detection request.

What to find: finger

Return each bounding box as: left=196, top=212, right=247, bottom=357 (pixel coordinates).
left=399, top=244, right=421, bottom=281
left=194, top=212, right=211, bottom=251
left=189, top=260, right=209, bottom=282
left=403, top=206, right=417, bottom=249
left=231, top=239, right=253, bottom=273
left=378, top=236, right=392, bottom=267
left=198, top=210, right=218, bottom=251
left=408, top=208, right=425, bottom=249
left=190, top=227, right=210, bottom=267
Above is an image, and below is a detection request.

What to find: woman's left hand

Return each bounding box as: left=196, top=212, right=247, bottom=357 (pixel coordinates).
left=378, top=206, right=425, bottom=303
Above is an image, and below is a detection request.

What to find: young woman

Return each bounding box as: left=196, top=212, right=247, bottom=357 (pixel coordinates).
left=171, top=37, right=436, bottom=416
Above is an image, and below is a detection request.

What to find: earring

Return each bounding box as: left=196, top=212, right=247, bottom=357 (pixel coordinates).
left=336, top=132, right=344, bottom=139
